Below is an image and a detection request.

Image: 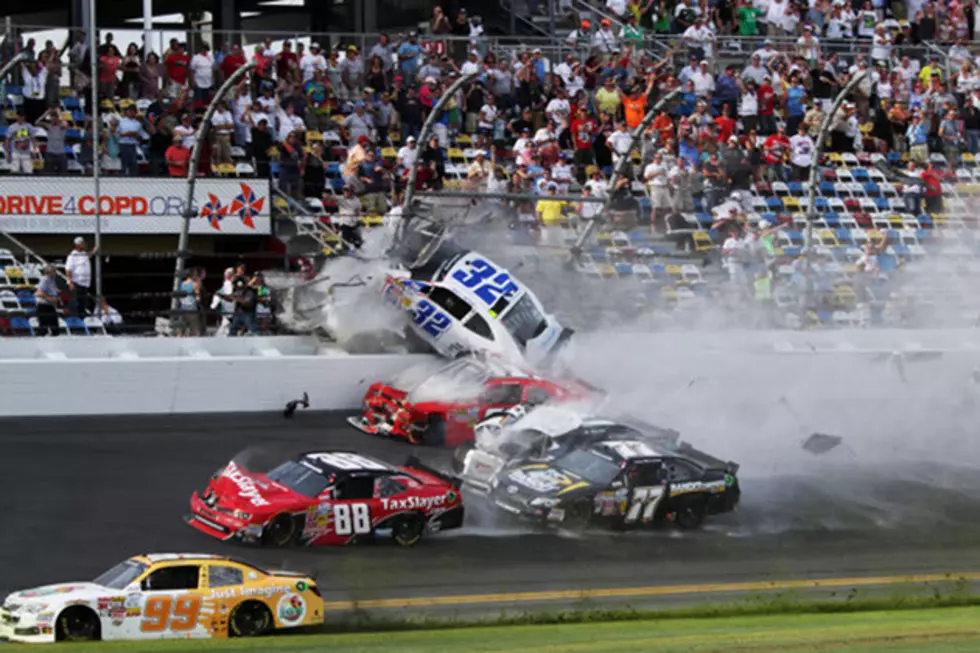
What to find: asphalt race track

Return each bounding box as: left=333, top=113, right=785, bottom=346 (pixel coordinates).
left=3, top=411, right=980, bottom=620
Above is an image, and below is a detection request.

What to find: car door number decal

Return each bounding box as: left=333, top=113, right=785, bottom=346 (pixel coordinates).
left=451, top=258, right=519, bottom=305
left=413, top=299, right=451, bottom=338
left=333, top=503, right=372, bottom=535
left=139, top=595, right=202, bottom=633
left=624, top=486, right=665, bottom=524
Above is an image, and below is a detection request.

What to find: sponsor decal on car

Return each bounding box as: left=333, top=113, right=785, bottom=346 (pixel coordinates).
left=277, top=594, right=306, bottom=624
left=209, top=585, right=295, bottom=600
left=379, top=495, right=448, bottom=511
left=223, top=462, right=271, bottom=507
left=19, top=586, right=86, bottom=598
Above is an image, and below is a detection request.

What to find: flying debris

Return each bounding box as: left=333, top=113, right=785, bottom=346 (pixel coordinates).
left=802, top=432, right=843, bottom=455
left=283, top=392, right=310, bottom=418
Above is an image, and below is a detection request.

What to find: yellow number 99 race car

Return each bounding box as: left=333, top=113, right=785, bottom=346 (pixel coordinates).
left=0, top=553, right=324, bottom=644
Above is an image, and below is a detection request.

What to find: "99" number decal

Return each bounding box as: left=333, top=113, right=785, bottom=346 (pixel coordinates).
left=140, top=595, right=202, bottom=633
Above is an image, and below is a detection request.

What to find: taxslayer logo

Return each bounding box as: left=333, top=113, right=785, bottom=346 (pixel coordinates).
left=199, top=183, right=265, bottom=231
left=380, top=494, right=448, bottom=512
left=223, top=462, right=271, bottom=507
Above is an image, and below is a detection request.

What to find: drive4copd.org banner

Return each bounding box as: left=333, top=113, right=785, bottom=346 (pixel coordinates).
left=0, top=178, right=272, bottom=235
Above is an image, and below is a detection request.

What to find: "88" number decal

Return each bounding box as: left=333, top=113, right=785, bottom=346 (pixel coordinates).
left=333, top=503, right=372, bottom=536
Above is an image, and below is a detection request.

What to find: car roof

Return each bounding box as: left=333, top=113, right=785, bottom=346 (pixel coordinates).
left=297, top=451, right=395, bottom=475
left=137, top=553, right=228, bottom=564
left=591, top=439, right=674, bottom=461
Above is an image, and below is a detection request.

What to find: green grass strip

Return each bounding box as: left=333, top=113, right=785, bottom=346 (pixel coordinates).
left=8, top=598, right=980, bottom=652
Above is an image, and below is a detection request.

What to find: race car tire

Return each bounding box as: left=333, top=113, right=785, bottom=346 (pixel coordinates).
left=229, top=601, right=272, bottom=638
left=262, top=514, right=299, bottom=547
left=55, top=606, right=101, bottom=642
left=422, top=415, right=446, bottom=447
left=674, top=501, right=707, bottom=530
left=452, top=441, right=474, bottom=474
left=392, top=513, right=425, bottom=547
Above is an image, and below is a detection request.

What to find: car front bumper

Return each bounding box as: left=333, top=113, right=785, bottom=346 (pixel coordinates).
left=187, top=492, right=263, bottom=545
left=0, top=612, right=55, bottom=644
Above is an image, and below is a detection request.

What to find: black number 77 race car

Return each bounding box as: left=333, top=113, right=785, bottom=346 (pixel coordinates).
left=485, top=409, right=740, bottom=531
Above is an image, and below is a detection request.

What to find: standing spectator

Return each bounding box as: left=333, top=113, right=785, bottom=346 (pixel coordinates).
left=250, top=119, right=274, bottom=178
left=210, top=100, right=235, bottom=165
left=359, top=148, right=389, bottom=213
left=397, top=31, right=424, bottom=80
left=340, top=46, right=365, bottom=102
left=939, top=108, right=963, bottom=166
left=165, top=134, right=190, bottom=177
left=229, top=274, right=258, bottom=336
left=36, top=109, right=67, bottom=174
left=139, top=53, right=162, bottom=99
left=6, top=113, right=36, bottom=174
left=921, top=162, right=944, bottom=215
left=276, top=41, right=299, bottom=85
left=20, top=60, right=47, bottom=125
left=219, top=44, right=246, bottom=84
left=277, top=131, right=303, bottom=199
left=336, top=184, right=364, bottom=249
left=189, top=43, right=215, bottom=104
left=117, top=104, right=143, bottom=177
left=211, top=267, right=235, bottom=336
left=164, top=42, right=190, bottom=98
left=65, top=237, right=97, bottom=317
left=789, top=123, right=815, bottom=181
left=120, top=43, right=142, bottom=99
left=97, top=46, right=121, bottom=102
left=343, top=102, right=374, bottom=144
left=176, top=267, right=206, bottom=337
left=34, top=265, right=61, bottom=336
left=173, top=113, right=197, bottom=150
left=300, top=43, right=327, bottom=85
left=303, top=142, right=326, bottom=198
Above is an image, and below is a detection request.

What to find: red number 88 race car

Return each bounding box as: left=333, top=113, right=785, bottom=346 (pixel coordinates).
left=347, top=357, right=598, bottom=447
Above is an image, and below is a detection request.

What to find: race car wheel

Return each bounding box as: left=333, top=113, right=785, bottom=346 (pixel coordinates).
left=674, top=502, right=706, bottom=530
left=392, top=513, right=425, bottom=547
left=262, top=514, right=299, bottom=547
left=422, top=415, right=446, bottom=447
left=55, top=606, right=101, bottom=642
left=452, top=441, right=474, bottom=474
left=229, top=601, right=272, bottom=637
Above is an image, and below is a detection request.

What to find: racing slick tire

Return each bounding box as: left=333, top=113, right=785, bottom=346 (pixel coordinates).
left=392, top=513, right=425, bottom=547
left=452, top=441, right=474, bottom=474
left=674, top=500, right=707, bottom=530
left=229, top=601, right=273, bottom=637
left=422, top=415, right=447, bottom=447
left=55, top=606, right=101, bottom=642
left=262, top=514, right=300, bottom=547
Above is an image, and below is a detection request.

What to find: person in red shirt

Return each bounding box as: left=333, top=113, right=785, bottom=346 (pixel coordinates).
left=219, top=43, right=246, bottom=82
left=569, top=106, right=596, bottom=176
left=276, top=41, right=298, bottom=84
left=97, top=50, right=121, bottom=101
left=763, top=123, right=790, bottom=181
left=651, top=109, right=673, bottom=146
left=715, top=103, right=736, bottom=143
left=920, top=163, right=945, bottom=214
left=252, top=44, right=273, bottom=89
left=165, top=135, right=191, bottom=177
left=164, top=42, right=190, bottom=96
left=758, top=76, right=776, bottom=135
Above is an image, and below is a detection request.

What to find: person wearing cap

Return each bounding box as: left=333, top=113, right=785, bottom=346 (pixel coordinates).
left=552, top=152, right=573, bottom=194
left=33, top=265, right=62, bottom=336
left=466, top=149, right=492, bottom=190
left=566, top=19, right=592, bottom=49
left=536, top=182, right=567, bottom=246
left=592, top=19, right=619, bottom=54
left=342, top=101, right=374, bottom=147
left=460, top=49, right=481, bottom=77
left=299, top=41, right=326, bottom=85
left=66, top=236, right=98, bottom=317
left=339, top=45, right=365, bottom=102
left=343, top=133, right=371, bottom=188
left=396, top=135, right=418, bottom=177
left=396, top=31, right=423, bottom=79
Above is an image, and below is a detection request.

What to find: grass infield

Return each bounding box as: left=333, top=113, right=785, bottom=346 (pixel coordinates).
left=6, top=602, right=980, bottom=652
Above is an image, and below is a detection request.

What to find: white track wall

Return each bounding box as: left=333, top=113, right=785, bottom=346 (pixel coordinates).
left=0, top=354, right=428, bottom=416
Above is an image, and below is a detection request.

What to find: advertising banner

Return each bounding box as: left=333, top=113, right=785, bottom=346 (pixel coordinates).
left=0, top=177, right=272, bottom=235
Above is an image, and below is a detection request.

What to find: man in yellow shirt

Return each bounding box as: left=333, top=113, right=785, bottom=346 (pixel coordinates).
left=918, top=55, right=943, bottom=85
left=536, top=183, right=567, bottom=246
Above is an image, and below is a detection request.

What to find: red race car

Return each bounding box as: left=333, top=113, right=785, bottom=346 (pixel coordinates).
left=188, top=451, right=464, bottom=548
left=347, top=356, right=596, bottom=447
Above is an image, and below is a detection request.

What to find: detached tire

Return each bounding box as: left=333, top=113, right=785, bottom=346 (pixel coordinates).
left=262, top=514, right=299, bottom=547
left=392, top=513, right=425, bottom=547
left=55, top=606, right=101, bottom=642
left=229, top=601, right=272, bottom=637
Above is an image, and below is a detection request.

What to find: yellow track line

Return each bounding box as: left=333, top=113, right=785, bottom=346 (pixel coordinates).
left=324, top=571, right=980, bottom=611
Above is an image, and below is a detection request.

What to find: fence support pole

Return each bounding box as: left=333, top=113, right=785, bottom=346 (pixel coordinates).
left=802, top=70, right=868, bottom=320
left=171, top=61, right=256, bottom=311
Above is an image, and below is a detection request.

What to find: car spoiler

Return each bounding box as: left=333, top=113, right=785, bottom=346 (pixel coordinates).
left=677, top=442, right=740, bottom=475
left=404, top=455, right=463, bottom=490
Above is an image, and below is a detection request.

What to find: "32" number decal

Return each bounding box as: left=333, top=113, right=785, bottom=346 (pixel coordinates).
left=451, top=258, right=519, bottom=306
left=413, top=299, right=451, bottom=338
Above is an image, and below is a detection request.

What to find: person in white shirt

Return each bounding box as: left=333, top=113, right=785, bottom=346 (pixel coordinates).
left=742, top=54, right=767, bottom=86
left=460, top=50, right=482, bottom=76
left=682, top=19, right=713, bottom=60
left=606, top=122, right=632, bottom=168
left=552, top=153, right=573, bottom=193
left=856, top=1, right=877, bottom=38
left=606, top=0, right=627, bottom=16
left=189, top=44, right=214, bottom=101
left=643, top=151, right=670, bottom=225
left=209, top=100, right=235, bottom=164
left=691, top=61, right=715, bottom=98
left=478, top=95, right=498, bottom=134
left=553, top=52, right=575, bottom=86
left=299, top=43, right=327, bottom=84
left=825, top=5, right=852, bottom=38
left=545, top=88, right=571, bottom=127
left=173, top=113, right=197, bottom=150
left=722, top=228, right=748, bottom=283
left=796, top=27, right=820, bottom=63
left=277, top=103, right=306, bottom=142
left=789, top=123, right=815, bottom=180
left=20, top=60, right=47, bottom=124
left=534, top=124, right=557, bottom=144
left=870, top=24, right=892, bottom=62
left=66, top=236, right=97, bottom=317
left=591, top=20, right=620, bottom=54
left=396, top=135, right=418, bottom=175
left=765, top=0, right=790, bottom=34
left=752, top=42, right=779, bottom=65
left=210, top=267, right=236, bottom=336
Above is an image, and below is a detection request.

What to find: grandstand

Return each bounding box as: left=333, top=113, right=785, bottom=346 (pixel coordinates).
left=0, top=0, right=978, bottom=336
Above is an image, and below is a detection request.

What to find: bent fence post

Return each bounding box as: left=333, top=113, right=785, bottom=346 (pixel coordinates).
left=398, top=70, right=480, bottom=247
left=172, top=61, right=257, bottom=311
left=571, top=87, right=681, bottom=258
left=802, top=69, right=868, bottom=319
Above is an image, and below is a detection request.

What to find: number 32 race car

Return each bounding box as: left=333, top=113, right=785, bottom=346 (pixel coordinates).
left=0, top=553, right=323, bottom=644
left=348, top=356, right=597, bottom=446
left=188, top=451, right=464, bottom=548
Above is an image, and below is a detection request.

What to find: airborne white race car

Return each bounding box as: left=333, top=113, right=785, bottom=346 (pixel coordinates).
left=453, top=402, right=673, bottom=493
left=382, top=241, right=573, bottom=366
